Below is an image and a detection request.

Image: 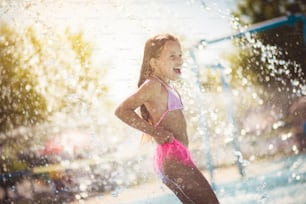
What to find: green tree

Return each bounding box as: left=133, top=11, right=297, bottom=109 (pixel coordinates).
left=0, top=24, right=47, bottom=134
left=0, top=23, right=109, bottom=172
left=0, top=23, right=48, bottom=173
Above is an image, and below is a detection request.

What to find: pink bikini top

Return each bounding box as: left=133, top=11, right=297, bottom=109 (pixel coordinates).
left=151, top=76, right=184, bottom=127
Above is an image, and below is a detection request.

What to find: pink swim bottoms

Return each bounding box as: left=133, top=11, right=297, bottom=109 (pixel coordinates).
left=154, top=138, right=195, bottom=173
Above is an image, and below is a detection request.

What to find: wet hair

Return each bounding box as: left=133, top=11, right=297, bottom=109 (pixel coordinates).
left=137, top=33, right=179, bottom=121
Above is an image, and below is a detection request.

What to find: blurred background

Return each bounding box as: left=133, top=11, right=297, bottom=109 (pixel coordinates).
left=0, top=0, right=305, bottom=203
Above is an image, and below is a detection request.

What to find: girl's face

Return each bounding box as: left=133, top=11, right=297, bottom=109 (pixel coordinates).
left=152, top=40, right=183, bottom=81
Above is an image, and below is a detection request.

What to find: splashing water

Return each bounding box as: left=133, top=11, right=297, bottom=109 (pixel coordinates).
left=0, top=0, right=305, bottom=203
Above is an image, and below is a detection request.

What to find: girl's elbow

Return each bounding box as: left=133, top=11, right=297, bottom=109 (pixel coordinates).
left=115, top=105, right=129, bottom=119
left=114, top=106, right=123, bottom=118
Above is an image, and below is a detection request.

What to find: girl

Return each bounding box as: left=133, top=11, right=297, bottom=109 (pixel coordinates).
left=115, top=33, right=219, bottom=204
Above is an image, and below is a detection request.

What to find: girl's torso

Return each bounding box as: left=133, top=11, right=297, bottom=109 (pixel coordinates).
left=144, top=76, right=188, bottom=146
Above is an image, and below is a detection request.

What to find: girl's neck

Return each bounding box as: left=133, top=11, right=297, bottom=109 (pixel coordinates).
left=151, top=74, right=169, bottom=85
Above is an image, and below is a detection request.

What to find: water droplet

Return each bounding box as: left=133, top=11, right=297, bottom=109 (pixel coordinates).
left=111, top=189, right=119, bottom=197
left=259, top=194, right=268, bottom=203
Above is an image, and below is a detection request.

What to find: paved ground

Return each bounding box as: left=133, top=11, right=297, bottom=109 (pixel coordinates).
left=71, top=153, right=306, bottom=204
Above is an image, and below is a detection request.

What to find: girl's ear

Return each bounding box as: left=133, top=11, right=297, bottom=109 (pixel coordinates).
left=149, top=58, right=157, bottom=70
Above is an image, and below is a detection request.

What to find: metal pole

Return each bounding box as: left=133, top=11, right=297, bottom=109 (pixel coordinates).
left=220, top=66, right=245, bottom=177
left=189, top=49, right=215, bottom=189
left=205, top=63, right=246, bottom=177
left=196, top=13, right=306, bottom=46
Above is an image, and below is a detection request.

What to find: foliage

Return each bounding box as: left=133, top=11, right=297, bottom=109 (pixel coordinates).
left=0, top=23, right=109, bottom=172
left=0, top=24, right=47, bottom=134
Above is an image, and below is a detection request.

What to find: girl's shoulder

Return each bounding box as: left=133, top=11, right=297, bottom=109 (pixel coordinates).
left=142, top=77, right=163, bottom=91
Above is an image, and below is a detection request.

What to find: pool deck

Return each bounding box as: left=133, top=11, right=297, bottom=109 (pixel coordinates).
left=70, top=153, right=306, bottom=204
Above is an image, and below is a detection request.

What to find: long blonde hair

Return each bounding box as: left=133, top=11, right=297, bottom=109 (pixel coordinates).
left=137, top=33, right=178, bottom=122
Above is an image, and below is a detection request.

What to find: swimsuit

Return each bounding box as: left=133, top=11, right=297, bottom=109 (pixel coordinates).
left=149, top=77, right=203, bottom=204
left=150, top=76, right=195, bottom=175
left=153, top=76, right=184, bottom=127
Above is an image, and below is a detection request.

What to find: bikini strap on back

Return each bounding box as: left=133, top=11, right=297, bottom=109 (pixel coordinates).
left=154, top=110, right=168, bottom=127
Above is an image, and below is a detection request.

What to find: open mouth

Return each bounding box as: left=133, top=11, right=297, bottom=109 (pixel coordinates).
left=173, top=68, right=181, bottom=74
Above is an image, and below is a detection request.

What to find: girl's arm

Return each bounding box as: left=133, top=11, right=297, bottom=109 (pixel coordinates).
left=114, top=80, right=174, bottom=144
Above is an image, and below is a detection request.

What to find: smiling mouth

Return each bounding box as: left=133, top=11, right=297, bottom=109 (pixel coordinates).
left=173, top=68, right=181, bottom=74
